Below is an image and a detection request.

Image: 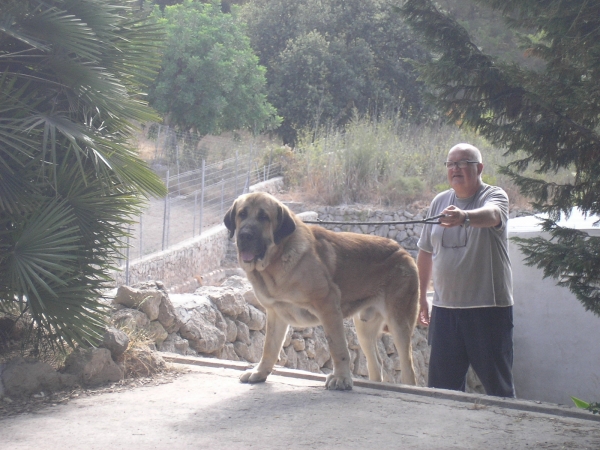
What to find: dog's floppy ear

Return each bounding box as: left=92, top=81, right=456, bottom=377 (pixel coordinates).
left=224, top=201, right=237, bottom=239
left=274, top=203, right=296, bottom=244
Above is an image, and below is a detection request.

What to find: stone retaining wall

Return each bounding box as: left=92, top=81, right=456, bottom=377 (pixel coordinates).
left=114, top=279, right=432, bottom=388
left=112, top=224, right=231, bottom=293
left=304, top=204, right=425, bottom=259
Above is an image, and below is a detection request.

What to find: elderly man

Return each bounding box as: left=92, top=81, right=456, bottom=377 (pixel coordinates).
left=417, top=143, right=515, bottom=398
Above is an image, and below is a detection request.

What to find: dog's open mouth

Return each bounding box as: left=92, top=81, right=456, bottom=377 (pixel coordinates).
left=240, top=248, right=266, bottom=263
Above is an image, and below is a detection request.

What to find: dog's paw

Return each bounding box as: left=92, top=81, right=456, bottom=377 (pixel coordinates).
left=239, top=369, right=269, bottom=384
left=325, top=373, right=353, bottom=390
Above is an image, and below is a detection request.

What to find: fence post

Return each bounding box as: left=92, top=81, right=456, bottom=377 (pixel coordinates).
left=243, top=144, right=253, bottom=194
left=193, top=190, right=198, bottom=237
left=266, top=146, right=273, bottom=179
left=234, top=151, right=238, bottom=197
left=199, top=158, right=205, bottom=235
left=162, top=169, right=170, bottom=251
left=166, top=192, right=170, bottom=249
left=176, top=138, right=180, bottom=188
left=220, top=178, right=224, bottom=216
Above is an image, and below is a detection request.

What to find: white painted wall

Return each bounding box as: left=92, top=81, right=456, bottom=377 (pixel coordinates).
left=509, top=211, right=600, bottom=405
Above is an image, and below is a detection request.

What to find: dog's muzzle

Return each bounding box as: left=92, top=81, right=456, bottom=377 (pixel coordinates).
left=237, top=225, right=267, bottom=263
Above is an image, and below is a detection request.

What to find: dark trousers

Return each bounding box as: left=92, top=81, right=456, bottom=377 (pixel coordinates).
left=427, top=305, right=515, bottom=398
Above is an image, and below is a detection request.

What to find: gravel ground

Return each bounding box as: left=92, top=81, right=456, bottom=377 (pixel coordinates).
left=3, top=362, right=600, bottom=450
left=0, top=364, right=188, bottom=419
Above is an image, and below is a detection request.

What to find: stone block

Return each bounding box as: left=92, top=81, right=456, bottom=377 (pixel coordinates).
left=63, top=348, right=123, bottom=387
left=101, top=327, right=130, bottom=359
left=1, top=357, right=75, bottom=397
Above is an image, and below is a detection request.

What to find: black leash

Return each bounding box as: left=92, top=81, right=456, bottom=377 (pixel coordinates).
left=302, top=213, right=445, bottom=226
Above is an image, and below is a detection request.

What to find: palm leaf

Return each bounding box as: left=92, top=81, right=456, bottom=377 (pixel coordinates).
left=0, top=0, right=167, bottom=351
left=3, top=199, right=79, bottom=303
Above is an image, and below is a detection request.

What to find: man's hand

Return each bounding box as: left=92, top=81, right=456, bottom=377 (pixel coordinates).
left=419, top=308, right=430, bottom=327
left=440, top=205, right=465, bottom=228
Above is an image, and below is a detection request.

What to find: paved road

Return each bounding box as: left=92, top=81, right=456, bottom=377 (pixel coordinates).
left=2, top=357, right=600, bottom=449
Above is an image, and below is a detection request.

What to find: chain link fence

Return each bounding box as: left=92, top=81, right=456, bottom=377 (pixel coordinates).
left=121, top=124, right=283, bottom=276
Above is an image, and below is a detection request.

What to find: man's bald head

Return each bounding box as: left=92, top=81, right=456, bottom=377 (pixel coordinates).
left=448, top=143, right=482, bottom=163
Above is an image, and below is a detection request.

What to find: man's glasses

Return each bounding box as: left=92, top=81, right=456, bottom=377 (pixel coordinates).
left=444, top=160, right=479, bottom=169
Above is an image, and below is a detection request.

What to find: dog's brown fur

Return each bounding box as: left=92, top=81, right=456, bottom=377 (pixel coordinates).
left=224, top=192, right=419, bottom=390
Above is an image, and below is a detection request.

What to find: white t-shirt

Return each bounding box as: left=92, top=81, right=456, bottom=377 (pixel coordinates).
left=417, top=184, right=513, bottom=308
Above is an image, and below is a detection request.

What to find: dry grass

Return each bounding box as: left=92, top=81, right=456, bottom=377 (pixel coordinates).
left=285, top=117, right=546, bottom=211
left=115, top=326, right=168, bottom=378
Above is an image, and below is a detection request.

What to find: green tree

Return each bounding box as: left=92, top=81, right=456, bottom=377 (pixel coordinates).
left=0, top=0, right=167, bottom=351
left=400, top=0, right=600, bottom=316
left=149, top=0, right=279, bottom=136
left=242, top=0, right=430, bottom=144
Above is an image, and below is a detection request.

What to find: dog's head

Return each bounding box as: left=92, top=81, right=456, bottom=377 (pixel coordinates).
left=224, top=192, right=296, bottom=271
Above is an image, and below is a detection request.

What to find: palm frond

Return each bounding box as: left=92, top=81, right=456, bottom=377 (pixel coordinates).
left=3, top=198, right=79, bottom=302
left=0, top=0, right=167, bottom=351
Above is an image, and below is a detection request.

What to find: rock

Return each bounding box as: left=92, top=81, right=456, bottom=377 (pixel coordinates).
left=376, top=224, right=389, bottom=237
left=233, top=331, right=264, bottom=363
left=381, top=352, right=397, bottom=383
left=1, top=357, right=76, bottom=397
left=299, top=327, right=315, bottom=339
left=305, top=338, right=316, bottom=358
left=235, top=320, right=251, bottom=345
left=113, top=285, right=139, bottom=308
left=113, top=286, right=162, bottom=321
left=145, top=321, right=168, bottom=346
left=381, top=334, right=396, bottom=355
left=101, top=327, right=130, bottom=359
left=158, top=333, right=193, bottom=356
left=390, top=352, right=402, bottom=371
left=237, top=304, right=266, bottom=331
left=63, top=348, right=123, bottom=387
left=134, top=280, right=167, bottom=293
left=353, top=351, right=369, bottom=377
left=111, top=308, right=150, bottom=331
left=223, top=317, right=238, bottom=343
left=412, top=327, right=428, bottom=350
left=344, top=320, right=360, bottom=350
left=395, top=230, right=408, bottom=243
left=158, top=294, right=181, bottom=334
left=291, top=335, right=306, bottom=352
left=196, top=286, right=246, bottom=318
left=296, top=351, right=319, bottom=373
left=284, top=345, right=297, bottom=369
left=220, top=275, right=252, bottom=291
left=216, top=342, right=239, bottom=361
left=138, top=292, right=162, bottom=321
left=176, top=296, right=226, bottom=354
left=219, top=276, right=266, bottom=312
left=312, top=327, right=331, bottom=367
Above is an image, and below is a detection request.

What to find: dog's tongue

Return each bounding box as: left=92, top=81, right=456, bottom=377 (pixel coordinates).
left=241, top=251, right=255, bottom=263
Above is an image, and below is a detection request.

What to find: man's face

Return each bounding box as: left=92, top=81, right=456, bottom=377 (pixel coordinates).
left=446, top=148, right=482, bottom=195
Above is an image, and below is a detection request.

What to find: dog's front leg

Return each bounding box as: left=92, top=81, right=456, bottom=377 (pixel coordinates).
left=317, top=301, right=353, bottom=390
left=240, top=309, right=288, bottom=384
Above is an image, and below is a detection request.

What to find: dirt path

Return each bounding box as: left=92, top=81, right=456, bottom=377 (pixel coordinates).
left=2, top=361, right=599, bottom=450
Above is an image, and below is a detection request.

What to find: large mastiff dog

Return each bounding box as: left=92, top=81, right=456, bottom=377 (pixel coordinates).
left=224, top=192, right=419, bottom=390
